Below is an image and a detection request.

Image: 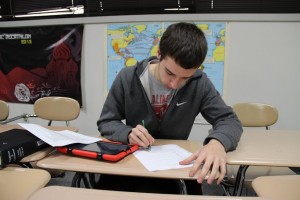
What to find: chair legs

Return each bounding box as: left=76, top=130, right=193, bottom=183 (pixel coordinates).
left=220, top=175, right=235, bottom=196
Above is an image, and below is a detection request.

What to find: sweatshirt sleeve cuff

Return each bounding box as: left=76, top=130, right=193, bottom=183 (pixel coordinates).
left=203, top=134, right=234, bottom=152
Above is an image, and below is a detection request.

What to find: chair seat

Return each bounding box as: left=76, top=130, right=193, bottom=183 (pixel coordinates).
left=0, top=100, right=9, bottom=121
left=0, top=167, right=51, bottom=200
left=252, top=175, right=300, bottom=199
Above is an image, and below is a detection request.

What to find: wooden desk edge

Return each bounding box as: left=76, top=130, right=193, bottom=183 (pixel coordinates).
left=29, top=186, right=265, bottom=200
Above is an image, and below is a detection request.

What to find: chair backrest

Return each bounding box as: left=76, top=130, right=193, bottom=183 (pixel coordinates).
left=0, top=100, right=9, bottom=121
left=232, top=102, right=278, bottom=129
left=34, top=97, right=80, bottom=126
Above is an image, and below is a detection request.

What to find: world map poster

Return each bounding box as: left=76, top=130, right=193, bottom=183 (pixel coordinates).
left=106, top=22, right=226, bottom=96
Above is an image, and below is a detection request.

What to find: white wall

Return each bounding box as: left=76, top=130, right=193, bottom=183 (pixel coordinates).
left=1, top=14, right=300, bottom=141
left=226, top=22, right=300, bottom=130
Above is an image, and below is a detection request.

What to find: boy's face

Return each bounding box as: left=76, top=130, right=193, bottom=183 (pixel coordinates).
left=158, top=56, right=197, bottom=90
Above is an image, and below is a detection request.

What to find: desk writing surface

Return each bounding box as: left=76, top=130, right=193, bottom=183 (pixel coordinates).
left=0, top=167, right=50, bottom=200
left=227, top=130, right=300, bottom=167
left=28, top=186, right=264, bottom=200
left=0, top=124, right=79, bottom=162
left=37, top=139, right=202, bottom=180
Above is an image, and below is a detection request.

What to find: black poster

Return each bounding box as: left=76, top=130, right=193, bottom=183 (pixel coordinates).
left=0, top=24, right=83, bottom=105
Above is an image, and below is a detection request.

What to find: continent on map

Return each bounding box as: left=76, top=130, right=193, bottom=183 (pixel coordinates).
left=107, top=22, right=225, bottom=96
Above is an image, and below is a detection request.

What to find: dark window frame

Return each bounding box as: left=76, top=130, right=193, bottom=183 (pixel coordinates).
left=0, top=0, right=299, bottom=21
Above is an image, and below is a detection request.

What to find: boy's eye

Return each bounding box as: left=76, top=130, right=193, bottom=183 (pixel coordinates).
left=166, top=70, right=173, bottom=75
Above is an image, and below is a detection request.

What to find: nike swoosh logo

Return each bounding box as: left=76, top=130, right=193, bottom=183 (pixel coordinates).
left=176, top=102, right=188, bottom=106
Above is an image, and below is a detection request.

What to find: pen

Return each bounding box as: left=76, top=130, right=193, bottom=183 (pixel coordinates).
left=141, top=120, right=151, bottom=151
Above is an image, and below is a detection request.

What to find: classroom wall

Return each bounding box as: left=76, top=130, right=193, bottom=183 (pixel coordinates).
left=1, top=14, right=300, bottom=142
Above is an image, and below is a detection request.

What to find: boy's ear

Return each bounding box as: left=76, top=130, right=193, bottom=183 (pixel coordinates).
left=157, top=49, right=161, bottom=60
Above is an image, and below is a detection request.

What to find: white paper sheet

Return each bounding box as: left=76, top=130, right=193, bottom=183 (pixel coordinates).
left=133, top=144, right=193, bottom=172
left=18, top=123, right=100, bottom=147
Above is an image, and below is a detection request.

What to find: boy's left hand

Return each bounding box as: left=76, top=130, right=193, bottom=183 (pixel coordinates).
left=179, top=139, right=227, bottom=185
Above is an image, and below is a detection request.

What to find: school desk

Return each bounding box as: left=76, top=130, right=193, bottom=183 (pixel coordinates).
left=28, top=186, right=265, bottom=200
left=37, top=139, right=205, bottom=194
left=37, top=130, right=300, bottom=196
left=0, top=124, right=79, bottom=164
left=252, top=175, right=300, bottom=200
left=0, top=167, right=51, bottom=200
left=226, top=130, right=300, bottom=196
left=37, top=139, right=200, bottom=179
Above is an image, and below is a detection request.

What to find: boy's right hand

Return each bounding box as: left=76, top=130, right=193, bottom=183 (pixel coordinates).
left=128, top=124, right=155, bottom=148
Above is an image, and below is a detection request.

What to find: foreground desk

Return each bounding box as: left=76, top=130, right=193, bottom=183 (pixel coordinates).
left=0, top=167, right=51, bottom=200
left=29, top=186, right=264, bottom=200
left=0, top=124, right=78, bottom=164
left=37, top=139, right=202, bottom=189
left=37, top=139, right=201, bottom=179
left=37, top=130, right=300, bottom=195
left=252, top=175, right=300, bottom=200
left=227, top=130, right=300, bottom=196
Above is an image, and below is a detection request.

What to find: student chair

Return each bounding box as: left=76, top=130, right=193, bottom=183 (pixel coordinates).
left=33, top=96, right=80, bottom=126
left=232, top=102, right=278, bottom=130
left=0, top=100, right=9, bottom=121
left=0, top=100, right=29, bottom=125
left=22, top=96, right=80, bottom=174
left=252, top=175, right=300, bottom=200
left=223, top=102, right=296, bottom=195
left=1, top=167, right=51, bottom=200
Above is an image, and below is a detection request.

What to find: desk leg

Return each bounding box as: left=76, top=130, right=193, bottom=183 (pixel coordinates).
left=175, top=179, right=188, bottom=195
left=71, top=172, right=82, bottom=187
left=88, top=173, right=97, bottom=188
left=233, top=165, right=249, bottom=196
left=82, top=173, right=91, bottom=188
left=71, top=172, right=95, bottom=188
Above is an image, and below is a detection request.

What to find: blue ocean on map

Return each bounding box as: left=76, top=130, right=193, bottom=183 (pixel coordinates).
left=107, top=22, right=225, bottom=96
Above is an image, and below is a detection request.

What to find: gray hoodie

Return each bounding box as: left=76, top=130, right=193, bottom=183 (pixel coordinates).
left=97, top=57, right=242, bottom=152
